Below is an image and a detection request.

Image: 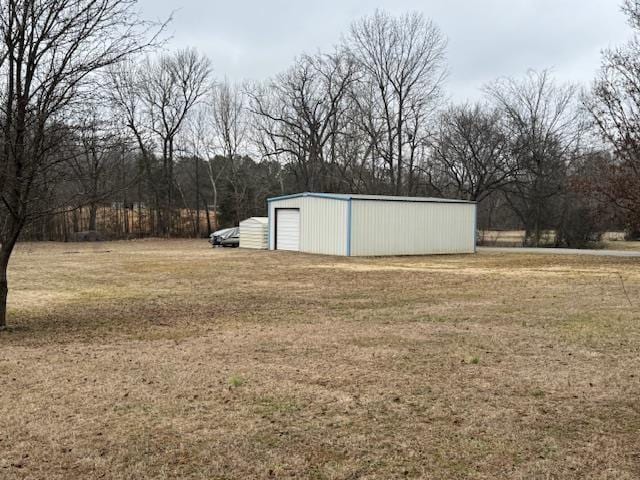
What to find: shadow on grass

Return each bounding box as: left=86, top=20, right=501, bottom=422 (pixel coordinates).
left=0, top=290, right=320, bottom=346
left=0, top=299, right=226, bottom=346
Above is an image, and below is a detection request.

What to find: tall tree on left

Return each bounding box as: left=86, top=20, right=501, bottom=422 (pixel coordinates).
left=0, top=0, right=163, bottom=329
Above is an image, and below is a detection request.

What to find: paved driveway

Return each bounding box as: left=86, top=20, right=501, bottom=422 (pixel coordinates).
left=478, top=247, right=640, bottom=258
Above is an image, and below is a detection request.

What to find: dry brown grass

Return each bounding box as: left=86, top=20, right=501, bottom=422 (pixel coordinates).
left=482, top=230, right=640, bottom=251
left=479, top=230, right=555, bottom=247
left=603, top=240, right=640, bottom=251
left=1, top=240, right=639, bottom=479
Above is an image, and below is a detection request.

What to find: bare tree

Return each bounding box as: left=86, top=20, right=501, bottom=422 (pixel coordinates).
left=583, top=0, right=640, bottom=234
left=346, top=10, right=447, bottom=195
left=0, top=0, right=161, bottom=328
left=428, top=103, right=512, bottom=201
left=211, top=79, right=250, bottom=223
left=184, top=107, right=215, bottom=234
left=183, top=79, right=249, bottom=232
left=341, top=80, right=389, bottom=193
left=485, top=70, right=585, bottom=246
left=140, top=49, right=211, bottom=235
left=109, top=48, right=211, bottom=235
left=250, top=51, right=358, bottom=193
left=212, top=79, right=248, bottom=162
left=107, top=58, right=164, bottom=234
left=69, top=107, right=123, bottom=231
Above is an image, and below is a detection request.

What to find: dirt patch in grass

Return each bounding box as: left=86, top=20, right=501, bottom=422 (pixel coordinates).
left=1, top=240, right=639, bottom=479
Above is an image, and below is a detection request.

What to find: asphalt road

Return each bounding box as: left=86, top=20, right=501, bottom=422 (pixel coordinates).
left=478, top=247, right=640, bottom=258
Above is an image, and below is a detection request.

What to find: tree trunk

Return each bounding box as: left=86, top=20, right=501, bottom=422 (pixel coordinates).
left=0, top=254, right=9, bottom=329
left=88, top=203, right=98, bottom=231
left=72, top=209, right=79, bottom=233
left=396, top=97, right=403, bottom=196
left=167, top=137, right=175, bottom=238
left=0, top=234, right=19, bottom=330
left=63, top=210, right=69, bottom=242
left=204, top=202, right=212, bottom=236
left=195, top=157, right=201, bottom=237
left=211, top=179, right=218, bottom=231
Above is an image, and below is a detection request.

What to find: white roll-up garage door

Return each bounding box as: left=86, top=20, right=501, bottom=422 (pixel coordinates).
left=276, top=209, right=300, bottom=251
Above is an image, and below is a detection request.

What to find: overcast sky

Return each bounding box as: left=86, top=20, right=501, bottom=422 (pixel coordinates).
left=138, top=0, right=633, bottom=102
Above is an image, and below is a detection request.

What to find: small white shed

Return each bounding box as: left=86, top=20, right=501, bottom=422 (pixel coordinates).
left=267, top=193, right=477, bottom=256
left=239, top=217, right=268, bottom=250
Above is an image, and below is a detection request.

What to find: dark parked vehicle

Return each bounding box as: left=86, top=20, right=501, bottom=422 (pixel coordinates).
left=209, top=227, right=239, bottom=248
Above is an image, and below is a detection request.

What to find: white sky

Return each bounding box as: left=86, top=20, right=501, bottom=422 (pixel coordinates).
left=138, top=0, right=633, bottom=102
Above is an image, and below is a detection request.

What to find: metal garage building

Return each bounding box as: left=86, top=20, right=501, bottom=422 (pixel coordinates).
left=267, top=192, right=477, bottom=256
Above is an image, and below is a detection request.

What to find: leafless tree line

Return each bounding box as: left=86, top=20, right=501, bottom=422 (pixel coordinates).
left=4, top=5, right=638, bottom=245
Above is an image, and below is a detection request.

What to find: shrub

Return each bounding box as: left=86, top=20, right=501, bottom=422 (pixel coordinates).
left=555, top=201, right=603, bottom=248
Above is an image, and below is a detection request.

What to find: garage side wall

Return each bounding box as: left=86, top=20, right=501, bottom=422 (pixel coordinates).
left=350, top=201, right=476, bottom=256
left=268, top=197, right=349, bottom=255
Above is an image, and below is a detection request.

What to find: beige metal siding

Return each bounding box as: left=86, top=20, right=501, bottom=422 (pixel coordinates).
left=268, top=197, right=348, bottom=255
left=240, top=218, right=268, bottom=249
left=301, top=197, right=348, bottom=255
left=351, top=200, right=476, bottom=256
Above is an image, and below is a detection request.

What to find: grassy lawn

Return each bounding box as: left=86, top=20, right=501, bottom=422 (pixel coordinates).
left=604, top=240, right=640, bottom=252
left=481, top=230, right=640, bottom=251
left=1, top=240, right=639, bottom=479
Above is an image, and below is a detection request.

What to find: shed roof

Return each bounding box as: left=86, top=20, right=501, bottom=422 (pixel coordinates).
left=240, top=217, right=268, bottom=225
left=267, top=192, right=475, bottom=204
